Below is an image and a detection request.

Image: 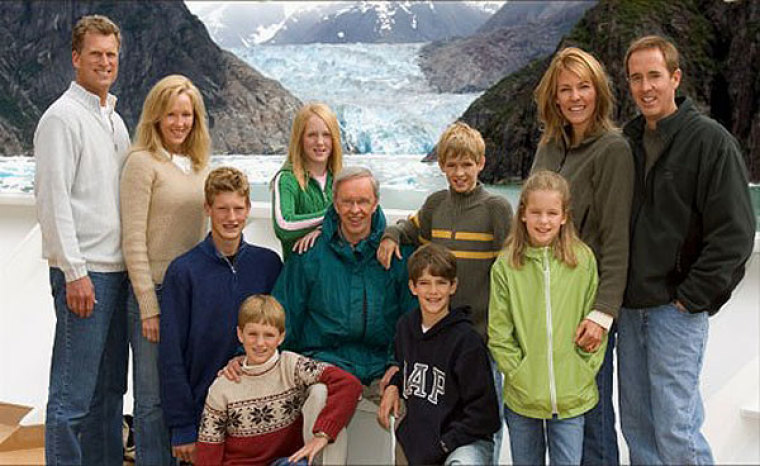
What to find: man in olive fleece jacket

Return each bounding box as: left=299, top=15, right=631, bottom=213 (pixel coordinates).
left=618, top=36, right=755, bottom=465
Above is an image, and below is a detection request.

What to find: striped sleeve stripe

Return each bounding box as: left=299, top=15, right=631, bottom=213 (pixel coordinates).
left=273, top=172, right=325, bottom=232
left=430, top=229, right=495, bottom=242
left=451, top=250, right=501, bottom=260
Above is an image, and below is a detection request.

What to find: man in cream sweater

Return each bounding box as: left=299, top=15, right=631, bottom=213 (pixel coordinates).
left=34, top=15, right=131, bottom=466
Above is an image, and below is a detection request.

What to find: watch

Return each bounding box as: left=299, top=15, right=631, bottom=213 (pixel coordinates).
left=313, top=431, right=331, bottom=442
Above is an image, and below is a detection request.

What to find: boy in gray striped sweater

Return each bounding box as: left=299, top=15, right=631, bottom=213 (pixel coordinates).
left=377, top=121, right=512, bottom=462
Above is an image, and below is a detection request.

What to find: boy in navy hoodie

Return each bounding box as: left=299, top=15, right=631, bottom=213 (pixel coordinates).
left=377, top=243, right=500, bottom=465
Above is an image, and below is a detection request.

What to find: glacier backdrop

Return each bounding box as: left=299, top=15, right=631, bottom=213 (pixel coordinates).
left=233, top=43, right=480, bottom=155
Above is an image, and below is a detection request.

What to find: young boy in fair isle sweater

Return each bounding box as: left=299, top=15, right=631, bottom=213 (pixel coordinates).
left=196, top=295, right=362, bottom=466
left=377, top=244, right=500, bottom=465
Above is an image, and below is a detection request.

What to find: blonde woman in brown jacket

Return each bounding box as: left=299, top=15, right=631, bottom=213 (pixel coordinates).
left=120, top=74, right=211, bottom=465
left=531, top=47, right=634, bottom=465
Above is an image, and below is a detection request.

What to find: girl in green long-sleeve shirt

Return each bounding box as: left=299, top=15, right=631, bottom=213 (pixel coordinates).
left=271, top=103, right=343, bottom=260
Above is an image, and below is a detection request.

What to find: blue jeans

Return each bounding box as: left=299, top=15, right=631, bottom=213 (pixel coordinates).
left=490, top=355, right=504, bottom=463
left=127, top=284, right=172, bottom=465
left=504, top=406, right=585, bottom=465
left=581, top=323, right=619, bottom=465
left=445, top=438, right=494, bottom=465
left=618, top=304, right=713, bottom=465
left=45, top=268, right=129, bottom=466
left=270, top=458, right=308, bottom=466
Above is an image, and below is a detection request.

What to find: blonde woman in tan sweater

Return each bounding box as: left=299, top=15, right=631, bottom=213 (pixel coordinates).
left=120, top=74, right=211, bottom=465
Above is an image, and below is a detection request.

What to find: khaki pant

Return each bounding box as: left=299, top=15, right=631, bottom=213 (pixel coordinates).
left=301, top=381, right=384, bottom=465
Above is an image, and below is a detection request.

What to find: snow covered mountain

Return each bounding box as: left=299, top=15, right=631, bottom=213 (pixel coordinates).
left=187, top=1, right=499, bottom=47
left=267, top=1, right=492, bottom=44
left=186, top=2, right=287, bottom=48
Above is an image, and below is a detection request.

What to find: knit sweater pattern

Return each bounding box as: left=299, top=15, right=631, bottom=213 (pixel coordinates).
left=531, top=129, right=633, bottom=317
left=383, top=184, right=513, bottom=338
left=120, top=149, right=209, bottom=319
left=159, top=235, right=283, bottom=446
left=196, top=351, right=361, bottom=466
left=34, top=81, right=131, bottom=281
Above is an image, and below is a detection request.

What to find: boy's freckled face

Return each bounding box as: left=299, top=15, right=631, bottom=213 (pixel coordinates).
left=441, top=154, right=485, bottom=194
left=205, top=191, right=250, bottom=244
left=237, top=322, right=285, bottom=366
left=409, top=269, right=457, bottom=318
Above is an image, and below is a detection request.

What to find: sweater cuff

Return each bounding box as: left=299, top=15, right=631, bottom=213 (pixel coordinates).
left=136, top=288, right=160, bottom=319
left=313, top=418, right=343, bottom=442
left=171, top=424, right=198, bottom=446
left=586, top=310, right=613, bottom=332
left=381, top=229, right=401, bottom=244
left=63, top=263, right=89, bottom=283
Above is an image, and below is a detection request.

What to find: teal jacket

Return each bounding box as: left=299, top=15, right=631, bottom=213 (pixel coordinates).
left=273, top=204, right=416, bottom=385
left=271, top=163, right=333, bottom=260
left=488, top=243, right=604, bottom=419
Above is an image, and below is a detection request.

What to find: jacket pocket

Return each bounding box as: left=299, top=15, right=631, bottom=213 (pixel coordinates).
left=553, top=349, right=598, bottom=414
left=505, top=355, right=547, bottom=413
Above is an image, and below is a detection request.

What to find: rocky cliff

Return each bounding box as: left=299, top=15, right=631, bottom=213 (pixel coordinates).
left=457, top=0, right=760, bottom=183
left=0, top=0, right=302, bottom=155
left=418, top=1, right=595, bottom=93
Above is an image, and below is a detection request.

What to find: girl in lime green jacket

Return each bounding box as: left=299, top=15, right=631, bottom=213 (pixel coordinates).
left=488, top=171, right=605, bottom=465
left=272, top=103, right=343, bottom=260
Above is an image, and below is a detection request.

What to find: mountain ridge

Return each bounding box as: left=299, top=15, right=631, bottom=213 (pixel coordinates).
left=0, top=0, right=302, bottom=155
left=457, top=0, right=760, bottom=183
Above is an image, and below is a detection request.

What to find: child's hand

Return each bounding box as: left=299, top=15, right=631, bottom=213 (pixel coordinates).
left=574, top=318, right=605, bottom=352
left=293, top=228, right=322, bottom=255
left=379, top=365, right=399, bottom=393
left=376, top=238, right=401, bottom=269
left=377, top=385, right=400, bottom=430
left=172, top=442, right=196, bottom=464
left=217, top=355, right=245, bottom=382
left=288, top=435, right=329, bottom=465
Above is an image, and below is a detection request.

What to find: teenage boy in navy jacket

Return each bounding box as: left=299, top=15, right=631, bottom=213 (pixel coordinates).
left=159, top=167, right=282, bottom=464
left=377, top=244, right=500, bottom=465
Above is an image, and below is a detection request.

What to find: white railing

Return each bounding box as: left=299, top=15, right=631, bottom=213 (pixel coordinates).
left=1, top=194, right=758, bottom=463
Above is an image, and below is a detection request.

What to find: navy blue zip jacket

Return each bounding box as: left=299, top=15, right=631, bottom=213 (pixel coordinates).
left=159, top=234, right=282, bottom=446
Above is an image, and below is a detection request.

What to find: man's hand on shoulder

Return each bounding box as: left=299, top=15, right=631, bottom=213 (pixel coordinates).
left=66, top=275, right=96, bottom=317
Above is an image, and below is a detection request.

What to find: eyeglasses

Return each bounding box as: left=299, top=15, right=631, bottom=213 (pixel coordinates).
left=336, top=198, right=374, bottom=209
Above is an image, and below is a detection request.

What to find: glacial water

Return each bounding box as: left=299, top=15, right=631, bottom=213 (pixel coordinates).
left=233, top=43, right=479, bottom=155
left=1, top=42, right=758, bottom=222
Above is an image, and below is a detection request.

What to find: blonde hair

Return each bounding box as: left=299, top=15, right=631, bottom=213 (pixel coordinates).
left=625, top=35, right=680, bottom=76
left=436, top=121, right=485, bottom=168
left=534, top=47, right=616, bottom=146
left=238, top=295, right=285, bottom=333
left=204, top=167, right=250, bottom=206
left=505, top=170, right=580, bottom=268
left=72, top=15, right=121, bottom=53
left=132, top=75, right=210, bottom=171
left=286, top=102, right=343, bottom=190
